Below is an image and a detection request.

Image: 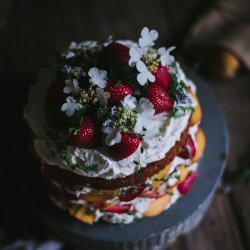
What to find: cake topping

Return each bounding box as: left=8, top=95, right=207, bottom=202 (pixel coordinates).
left=56, top=27, right=192, bottom=152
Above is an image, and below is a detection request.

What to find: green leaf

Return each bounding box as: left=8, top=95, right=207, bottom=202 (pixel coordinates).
left=172, top=106, right=194, bottom=118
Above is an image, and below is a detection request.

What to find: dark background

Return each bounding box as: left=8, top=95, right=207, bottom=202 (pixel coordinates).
left=0, top=0, right=250, bottom=249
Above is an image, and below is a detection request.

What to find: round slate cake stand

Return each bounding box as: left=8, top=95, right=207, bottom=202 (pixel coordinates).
left=24, top=72, right=227, bottom=250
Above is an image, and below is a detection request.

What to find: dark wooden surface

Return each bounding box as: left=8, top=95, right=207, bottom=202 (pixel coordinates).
left=0, top=1, right=250, bottom=249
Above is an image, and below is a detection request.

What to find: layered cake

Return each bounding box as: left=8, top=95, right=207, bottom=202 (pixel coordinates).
left=24, top=27, right=206, bottom=224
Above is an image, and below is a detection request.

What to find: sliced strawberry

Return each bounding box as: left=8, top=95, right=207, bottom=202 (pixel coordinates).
left=107, top=42, right=130, bottom=65
left=70, top=116, right=100, bottom=148
left=142, top=189, right=166, bottom=199
left=146, top=84, right=173, bottom=114
left=153, top=65, right=170, bottom=90
left=178, top=135, right=196, bottom=159
left=109, top=132, right=140, bottom=161
left=119, top=185, right=145, bottom=202
left=105, top=82, right=134, bottom=106
left=103, top=204, right=133, bottom=214
left=177, top=171, right=198, bottom=195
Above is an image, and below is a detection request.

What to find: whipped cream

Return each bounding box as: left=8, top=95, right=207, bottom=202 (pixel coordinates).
left=24, top=66, right=196, bottom=180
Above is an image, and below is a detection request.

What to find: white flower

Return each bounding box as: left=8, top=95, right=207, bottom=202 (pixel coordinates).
left=129, top=47, right=142, bottom=66
left=134, top=98, right=155, bottom=134
left=121, top=95, right=137, bottom=109
left=158, top=46, right=176, bottom=66
left=61, top=96, right=83, bottom=117
left=139, top=27, right=158, bottom=48
left=88, top=67, right=107, bottom=88
left=105, top=127, right=122, bottom=146
left=65, top=51, right=75, bottom=59
left=136, top=61, right=155, bottom=85
left=63, top=79, right=79, bottom=94
left=69, top=41, right=77, bottom=49
left=96, top=87, right=110, bottom=106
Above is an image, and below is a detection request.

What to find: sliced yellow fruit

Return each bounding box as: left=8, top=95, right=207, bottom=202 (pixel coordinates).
left=68, top=206, right=95, bottom=225
left=168, top=165, right=189, bottom=188
left=152, top=164, right=171, bottom=189
left=188, top=88, right=202, bottom=126
left=192, top=128, right=206, bottom=162
left=80, top=192, right=114, bottom=203
left=143, top=194, right=171, bottom=217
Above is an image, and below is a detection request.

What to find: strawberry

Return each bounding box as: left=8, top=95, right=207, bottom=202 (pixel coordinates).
left=107, top=42, right=130, bottom=65
left=105, top=81, right=134, bottom=106
left=70, top=116, right=100, bottom=148
left=153, top=65, right=171, bottom=90
left=103, top=204, right=133, bottom=214
left=109, top=132, right=140, bottom=161
left=142, top=190, right=166, bottom=199
left=146, top=84, right=173, bottom=114
left=119, top=185, right=145, bottom=202
left=178, top=135, right=196, bottom=159
left=177, top=171, right=198, bottom=195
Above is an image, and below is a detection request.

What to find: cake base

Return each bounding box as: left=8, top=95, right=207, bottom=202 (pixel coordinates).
left=24, top=72, right=227, bottom=250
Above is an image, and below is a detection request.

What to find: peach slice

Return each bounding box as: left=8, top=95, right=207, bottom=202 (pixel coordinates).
left=143, top=194, right=171, bottom=217
left=68, top=206, right=95, bottom=225
left=192, top=128, right=206, bottom=162
left=152, top=164, right=171, bottom=189
left=178, top=165, right=189, bottom=183
left=168, top=165, right=189, bottom=188
left=80, top=192, right=114, bottom=203
left=188, top=88, right=202, bottom=126
left=92, top=199, right=120, bottom=209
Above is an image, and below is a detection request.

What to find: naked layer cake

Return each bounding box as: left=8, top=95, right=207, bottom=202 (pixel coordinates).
left=24, top=27, right=206, bottom=224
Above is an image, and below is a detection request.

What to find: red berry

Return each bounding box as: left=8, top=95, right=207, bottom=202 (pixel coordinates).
left=153, top=65, right=171, bottom=90
left=146, top=84, right=173, bottom=114
left=107, top=42, right=130, bottom=65
left=109, top=132, right=140, bottom=161
left=178, top=135, right=196, bottom=159
left=104, top=204, right=133, bottom=214
left=177, top=171, right=198, bottom=195
left=142, top=190, right=166, bottom=199
left=70, top=116, right=100, bottom=148
left=106, top=82, right=134, bottom=106
left=119, top=185, right=145, bottom=202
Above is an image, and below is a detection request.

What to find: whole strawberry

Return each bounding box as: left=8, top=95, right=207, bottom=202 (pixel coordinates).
left=70, top=116, right=100, bottom=148
left=109, top=132, right=140, bottom=161
left=153, top=65, right=171, bottom=90
left=178, top=135, right=196, bottom=159
left=107, top=42, right=130, bottom=65
left=177, top=171, right=198, bottom=195
left=146, top=84, right=173, bottom=114
left=106, top=81, right=134, bottom=106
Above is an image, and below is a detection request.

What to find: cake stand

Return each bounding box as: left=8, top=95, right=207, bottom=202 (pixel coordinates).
left=24, top=72, right=227, bottom=250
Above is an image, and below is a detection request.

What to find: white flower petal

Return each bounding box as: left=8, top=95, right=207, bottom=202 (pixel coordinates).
left=149, top=30, right=158, bottom=43
left=121, top=95, right=137, bottom=109
left=147, top=72, right=155, bottom=83
left=137, top=73, right=147, bottom=85
left=105, top=128, right=122, bottom=146
left=134, top=116, right=143, bottom=134
left=136, top=60, right=147, bottom=72
left=61, top=103, right=71, bottom=111
left=66, top=107, right=75, bottom=117
left=63, top=86, right=72, bottom=94
left=141, top=27, right=149, bottom=38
